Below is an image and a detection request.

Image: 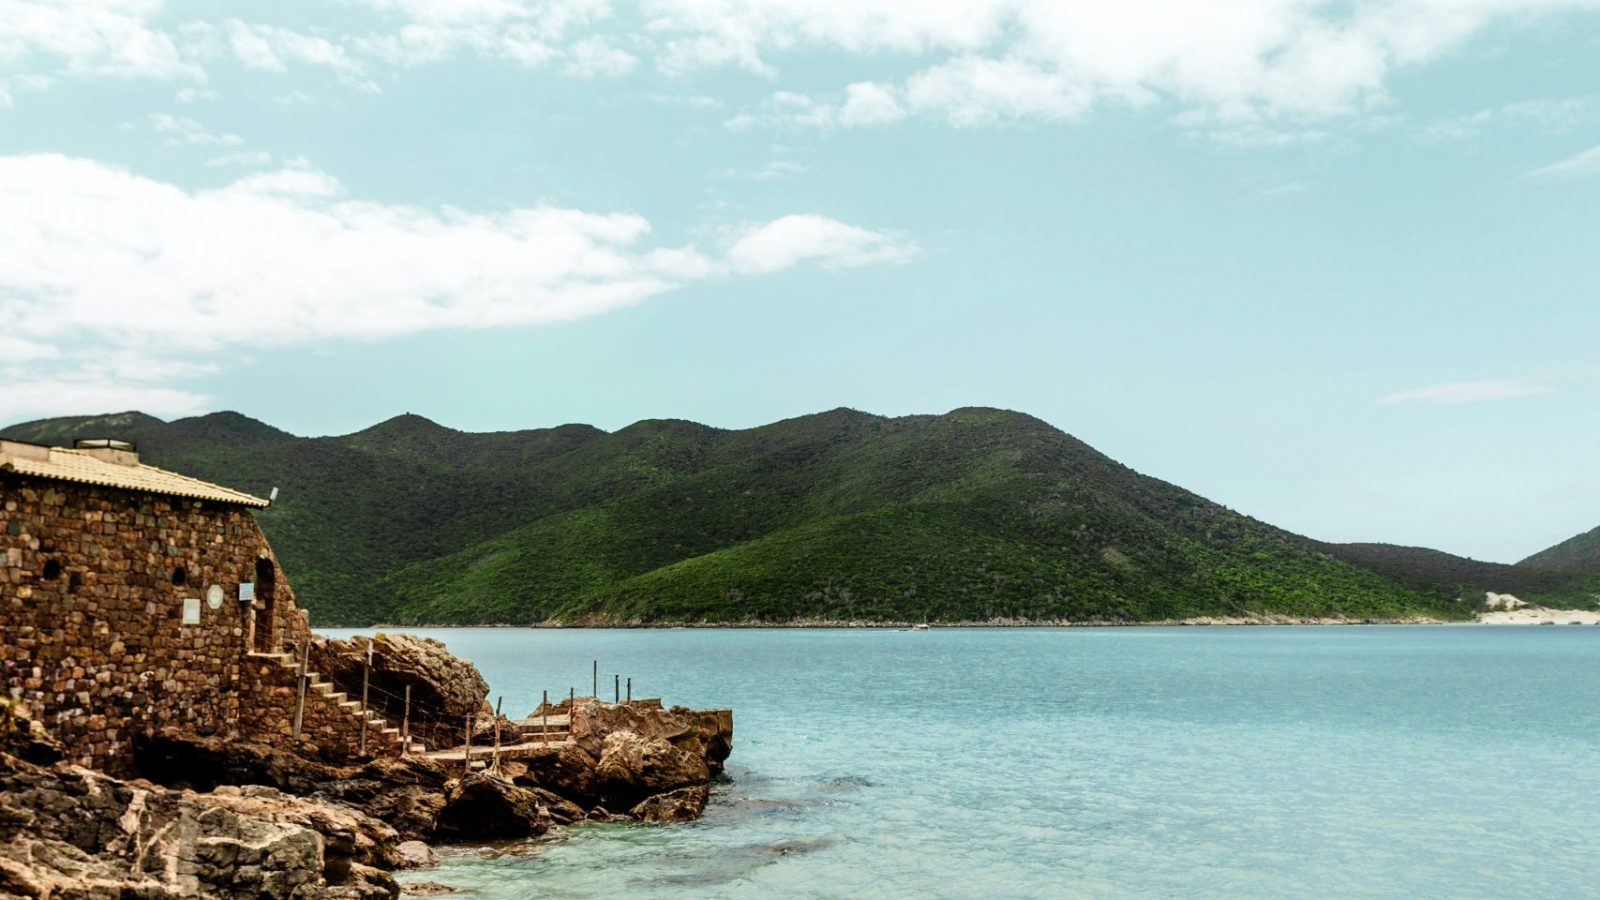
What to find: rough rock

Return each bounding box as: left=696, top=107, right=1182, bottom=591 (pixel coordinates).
left=593, top=730, right=710, bottom=813
left=310, top=634, right=494, bottom=752
left=136, top=733, right=450, bottom=842
left=0, top=703, right=63, bottom=767
left=0, top=750, right=398, bottom=899
left=506, top=742, right=600, bottom=807
left=393, top=841, right=435, bottom=870
left=433, top=773, right=553, bottom=841
left=629, top=785, right=710, bottom=823
left=401, top=881, right=461, bottom=895
left=569, top=700, right=733, bottom=777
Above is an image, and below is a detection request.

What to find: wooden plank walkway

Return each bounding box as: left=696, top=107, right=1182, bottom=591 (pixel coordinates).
left=421, top=738, right=570, bottom=763
left=420, top=711, right=575, bottom=763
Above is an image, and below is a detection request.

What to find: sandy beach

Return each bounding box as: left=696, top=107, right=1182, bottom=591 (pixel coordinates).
left=1477, top=608, right=1600, bottom=625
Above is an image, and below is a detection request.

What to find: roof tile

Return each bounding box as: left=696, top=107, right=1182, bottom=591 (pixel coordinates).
left=0, top=447, right=268, bottom=507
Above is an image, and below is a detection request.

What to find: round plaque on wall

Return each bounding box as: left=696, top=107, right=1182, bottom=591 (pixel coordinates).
left=206, top=584, right=224, bottom=610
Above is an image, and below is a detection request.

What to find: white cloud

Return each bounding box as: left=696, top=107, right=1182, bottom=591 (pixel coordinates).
left=350, top=0, right=610, bottom=67
left=726, top=91, right=838, bottom=130
left=562, top=35, right=637, bottom=77
left=203, top=150, right=274, bottom=168
left=725, top=213, right=916, bottom=274
left=904, top=55, right=1094, bottom=127
left=1422, top=96, right=1591, bottom=141
left=1378, top=378, right=1555, bottom=406
left=655, top=1, right=1600, bottom=130
left=0, top=0, right=199, bottom=81
left=174, top=86, right=216, bottom=104
left=0, top=379, right=211, bottom=424
left=181, top=20, right=374, bottom=89
left=0, top=154, right=911, bottom=419
left=1523, top=143, right=1600, bottom=178
left=839, top=81, right=905, bottom=126
left=150, top=113, right=243, bottom=147
left=721, top=159, right=806, bottom=180
left=5, top=1, right=1599, bottom=131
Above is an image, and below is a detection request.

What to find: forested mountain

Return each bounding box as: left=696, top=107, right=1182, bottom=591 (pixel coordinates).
left=8, top=407, right=1591, bottom=625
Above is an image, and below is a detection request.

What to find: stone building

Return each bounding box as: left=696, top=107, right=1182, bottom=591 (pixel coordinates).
left=1, top=437, right=397, bottom=774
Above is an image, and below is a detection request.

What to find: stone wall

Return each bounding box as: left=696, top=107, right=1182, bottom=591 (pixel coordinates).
left=0, top=472, right=372, bottom=774
left=236, top=655, right=371, bottom=762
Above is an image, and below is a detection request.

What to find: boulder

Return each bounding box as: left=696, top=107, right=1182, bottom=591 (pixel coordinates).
left=507, top=742, right=599, bottom=808
left=432, top=773, right=554, bottom=841
left=593, top=730, right=709, bottom=813
left=394, top=841, right=435, bottom=870
left=570, top=700, right=733, bottom=777
left=630, top=785, right=709, bottom=824
left=310, top=634, right=494, bottom=751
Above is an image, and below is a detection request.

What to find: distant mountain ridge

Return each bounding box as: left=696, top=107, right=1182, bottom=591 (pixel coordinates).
left=6, top=408, right=1596, bottom=626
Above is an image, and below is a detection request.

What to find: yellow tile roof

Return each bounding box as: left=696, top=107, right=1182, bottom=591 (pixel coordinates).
left=0, top=446, right=269, bottom=507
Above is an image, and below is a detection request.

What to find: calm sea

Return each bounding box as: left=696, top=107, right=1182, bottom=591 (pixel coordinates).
left=319, top=625, right=1600, bottom=898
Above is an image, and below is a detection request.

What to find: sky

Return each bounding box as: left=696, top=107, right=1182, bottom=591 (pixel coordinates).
left=1, top=0, right=1598, bottom=564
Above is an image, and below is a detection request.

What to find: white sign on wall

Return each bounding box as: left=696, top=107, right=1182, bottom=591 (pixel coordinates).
left=239, top=583, right=255, bottom=604
left=182, top=596, right=201, bottom=625
left=206, top=584, right=224, bottom=610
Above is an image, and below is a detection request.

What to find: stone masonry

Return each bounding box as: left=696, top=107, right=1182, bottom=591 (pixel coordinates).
left=1, top=444, right=383, bottom=775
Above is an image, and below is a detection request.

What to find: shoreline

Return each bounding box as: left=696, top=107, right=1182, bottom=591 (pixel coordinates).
left=346, top=615, right=1457, bottom=630
left=335, top=610, right=1600, bottom=630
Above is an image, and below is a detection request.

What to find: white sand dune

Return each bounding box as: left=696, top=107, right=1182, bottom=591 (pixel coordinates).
left=1477, top=608, right=1600, bottom=625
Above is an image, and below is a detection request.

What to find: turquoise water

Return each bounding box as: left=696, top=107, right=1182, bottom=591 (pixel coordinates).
left=321, top=626, right=1600, bottom=898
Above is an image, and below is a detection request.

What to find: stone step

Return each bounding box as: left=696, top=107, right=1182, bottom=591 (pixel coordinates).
left=247, top=652, right=295, bottom=665
left=407, top=743, right=426, bottom=754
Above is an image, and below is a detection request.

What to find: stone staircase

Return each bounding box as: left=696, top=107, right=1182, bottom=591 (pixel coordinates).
left=248, top=651, right=427, bottom=757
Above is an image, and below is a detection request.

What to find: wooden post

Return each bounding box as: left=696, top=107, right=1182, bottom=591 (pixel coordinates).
left=358, top=644, right=371, bottom=755
left=592, top=660, right=597, bottom=699
left=626, top=677, right=631, bottom=703
left=463, top=713, right=473, bottom=775
left=291, top=639, right=309, bottom=741
left=614, top=674, right=619, bottom=704
left=492, top=696, right=503, bottom=773
left=541, top=690, right=548, bottom=742
left=401, top=685, right=411, bottom=757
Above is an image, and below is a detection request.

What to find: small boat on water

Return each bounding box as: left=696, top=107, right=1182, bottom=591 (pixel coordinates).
left=912, top=623, right=930, bottom=631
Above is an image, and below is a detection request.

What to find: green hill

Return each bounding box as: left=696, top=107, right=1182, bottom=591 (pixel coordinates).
left=6, top=406, right=1566, bottom=626
left=1519, top=526, right=1600, bottom=576
left=1318, top=542, right=1600, bottom=610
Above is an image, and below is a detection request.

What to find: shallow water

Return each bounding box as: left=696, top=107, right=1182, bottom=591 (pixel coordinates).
left=319, top=625, right=1600, bottom=899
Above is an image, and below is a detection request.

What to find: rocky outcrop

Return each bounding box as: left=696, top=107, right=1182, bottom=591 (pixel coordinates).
left=6, top=678, right=733, bottom=896
left=309, top=634, right=493, bottom=752
left=0, top=750, right=398, bottom=899
left=136, top=733, right=451, bottom=843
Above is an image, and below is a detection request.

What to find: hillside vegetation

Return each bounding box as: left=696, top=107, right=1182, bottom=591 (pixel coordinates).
left=8, top=407, right=1587, bottom=626
left=1519, top=526, right=1600, bottom=576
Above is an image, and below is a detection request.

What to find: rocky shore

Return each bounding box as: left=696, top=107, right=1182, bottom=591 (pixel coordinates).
left=0, top=636, right=732, bottom=899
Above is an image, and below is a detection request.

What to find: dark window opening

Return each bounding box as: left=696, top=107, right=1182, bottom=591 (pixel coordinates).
left=172, top=566, right=187, bottom=586
left=42, top=560, right=61, bottom=580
